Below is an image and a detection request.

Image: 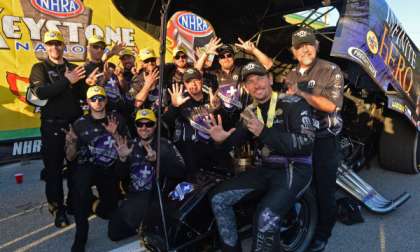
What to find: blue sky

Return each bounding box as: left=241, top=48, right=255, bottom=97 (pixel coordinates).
left=386, top=0, right=420, bottom=48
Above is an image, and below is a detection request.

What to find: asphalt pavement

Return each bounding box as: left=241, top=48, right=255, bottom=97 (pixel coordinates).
left=0, top=158, right=419, bottom=252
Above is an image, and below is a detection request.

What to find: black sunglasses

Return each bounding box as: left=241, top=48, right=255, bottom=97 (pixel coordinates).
left=91, top=44, right=105, bottom=50
left=90, top=96, right=106, bottom=102
left=174, top=54, right=187, bottom=60
left=219, top=53, right=233, bottom=59
left=136, top=121, right=156, bottom=128
left=144, top=58, right=156, bottom=64
left=45, top=41, right=63, bottom=47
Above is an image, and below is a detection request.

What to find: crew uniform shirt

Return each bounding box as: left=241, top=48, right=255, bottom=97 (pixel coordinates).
left=221, top=94, right=315, bottom=168
left=285, top=59, right=344, bottom=137
left=115, top=137, right=185, bottom=192
left=29, top=58, right=85, bottom=121
left=72, top=113, right=130, bottom=168
left=162, top=93, right=213, bottom=143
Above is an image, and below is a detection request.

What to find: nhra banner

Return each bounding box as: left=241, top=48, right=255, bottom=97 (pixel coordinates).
left=331, top=0, right=420, bottom=128
left=0, top=0, right=161, bottom=163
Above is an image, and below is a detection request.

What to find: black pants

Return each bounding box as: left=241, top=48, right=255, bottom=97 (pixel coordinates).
left=313, top=136, right=340, bottom=241
left=71, top=164, right=120, bottom=245
left=108, top=191, right=152, bottom=241
left=209, top=165, right=312, bottom=252
left=176, top=141, right=233, bottom=174
left=40, top=119, right=72, bottom=211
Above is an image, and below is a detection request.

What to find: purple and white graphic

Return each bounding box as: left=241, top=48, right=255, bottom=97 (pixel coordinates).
left=218, top=83, right=242, bottom=109
left=169, top=182, right=194, bottom=201
left=130, top=163, right=155, bottom=191
left=88, top=134, right=118, bottom=167
left=188, top=106, right=212, bottom=138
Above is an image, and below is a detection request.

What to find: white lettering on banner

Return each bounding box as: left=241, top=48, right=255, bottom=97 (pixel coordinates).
left=62, top=22, right=83, bottom=42
left=22, top=18, right=46, bottom=40
left=0, top=8, right=8, bottom=49
left=12, top=140, right=42, bottom=156
left=0, top=14, right=135, bottom=49
left=3, top=16, right=21, bottom=39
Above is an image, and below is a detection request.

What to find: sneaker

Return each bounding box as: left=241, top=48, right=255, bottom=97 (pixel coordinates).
left=308, top=238, right=328, bottom=252
left=71, top=241, right=86, bottom=252
left=54, top=209, right=70, bottom=228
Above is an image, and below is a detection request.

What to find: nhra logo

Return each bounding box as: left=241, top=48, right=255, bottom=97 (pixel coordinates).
left=176, top=12, right=212, bottom=36
left=30, top=0, right=85, bottom=18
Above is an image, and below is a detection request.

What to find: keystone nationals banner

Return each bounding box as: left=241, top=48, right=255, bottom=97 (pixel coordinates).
left=0, top=0, right=161, bottom=164
left=331, top=0, right=420, bottom=128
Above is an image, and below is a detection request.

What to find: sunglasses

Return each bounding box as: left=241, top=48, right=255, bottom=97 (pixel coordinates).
left=91, top=44, right=105, bottom=50
left=174, top=54, right=187, bottom=60
left=144, top=58, right=156, bottom=64
left=90, top=96, right=106, bottom=102
left=136, top=121, right=156, bottom=128
left=219, top=53, right=233, bottom=59
left=45, top=41, right=63, bottom=47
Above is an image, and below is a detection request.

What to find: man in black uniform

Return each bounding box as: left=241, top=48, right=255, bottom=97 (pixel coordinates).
left=65, top=86, right=130, bottom=252
left=285, top=28, right=344, bottom=252
left=163, top=67, right=231, bottom=174
left=196, top=38, right=273, bottom=130
left=207, top=62, right=315, bottom=252
left=108, top=109, right=186, bottom=241
left=29, top=30, right=86, bottom=228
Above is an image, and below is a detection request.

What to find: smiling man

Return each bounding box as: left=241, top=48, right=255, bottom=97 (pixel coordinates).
left=207, top=62, right=315, bottom=252
left=29, top=30, right=86, bottom=229
left=285, top=27, right=344, bottom=252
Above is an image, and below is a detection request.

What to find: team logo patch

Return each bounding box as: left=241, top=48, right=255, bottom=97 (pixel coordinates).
left=366, top=30, right=379, bottom=55
left=130, top=163, right=154, bottom=191
left=88, top=134, right=118, bottom=167
left=218, top=84, right=242, bottom=109
left=176, top=12, right=212, bottom=37
left=31, top=0, right=85, bottom=18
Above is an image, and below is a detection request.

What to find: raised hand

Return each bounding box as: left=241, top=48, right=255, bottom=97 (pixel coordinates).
left=144, top=68, right=159, bottom=88
left=85, top=67, right=101, bottom=86
left=235, top=37, right=257, bottom=54
left=240, top=107, right=264, bottom=136
left=108, top=42, right=126, bottom=58
left=168, top=83, right=190, bottom=107
left=207, top=114, right=235, bottom=143
left=204, top=36, right=222, bottom=55
left=65, top=65, right=86, bottom=84
left=103, top=115, right=119, bottom=136
left=63, top=125, right=78, bottom=144
left=114, top=135, right=133, bottom=161
left=209, top=88, right=221, bottom=109
left=143, top=142, right=156, bottom=162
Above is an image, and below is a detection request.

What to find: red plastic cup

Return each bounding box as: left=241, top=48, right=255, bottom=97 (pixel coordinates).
left=15, top=173, right=24, bottom=184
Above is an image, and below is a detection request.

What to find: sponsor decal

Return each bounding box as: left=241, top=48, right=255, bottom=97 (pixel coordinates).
left=30, top=0, right=85, bottom=18
left=176, top=12, right=212, bottom=37
left=12, top=139, right=42, bottom=156
left=348, top=47, right=377, bottom=77
left=366, top=30, right=379, bottom=54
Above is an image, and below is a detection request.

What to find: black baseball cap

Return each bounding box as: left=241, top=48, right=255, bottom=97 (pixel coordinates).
left=240, top=62, right=267, bottom=82
left=217, top=44, right=234, bottom=55
left=183, top=68, right=202, bottom=82
left=292, top=28, right=317, bottom=48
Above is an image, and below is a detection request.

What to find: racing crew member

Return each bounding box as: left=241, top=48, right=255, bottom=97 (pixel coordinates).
left=285, top=28, right=344, bottom=252
left=163, top=67, right=231, bottom=174
left=29, top=30, right=86, bottom=228
left=108, top=109, right=185, bottom=241
left=65, top=86, right=130, bottom=252
left=207, top=62, right=315, bottom=252
left=196, top=37, right=273, bottom=130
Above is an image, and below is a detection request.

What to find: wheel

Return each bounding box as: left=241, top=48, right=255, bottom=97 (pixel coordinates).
left=378, top=112, right=420, bottom=174
left=281, top=188, right=318, bottom=252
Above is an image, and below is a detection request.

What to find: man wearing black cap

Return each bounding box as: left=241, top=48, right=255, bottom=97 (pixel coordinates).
left=285, top=27, right=344, bottom=252
left=196, top=37, right=273, bottom=130
left=207, top=61, right=315, bottom=252
left=163, top=67, right=232, bottom=174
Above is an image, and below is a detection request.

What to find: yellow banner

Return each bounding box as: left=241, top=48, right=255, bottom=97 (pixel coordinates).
left=0, top=0, right=160, bottom=140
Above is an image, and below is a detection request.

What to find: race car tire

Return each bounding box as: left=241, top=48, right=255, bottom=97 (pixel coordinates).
left=281, top=187, right=318, bottom=252
left=379, top=112, right=420, bottom=174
